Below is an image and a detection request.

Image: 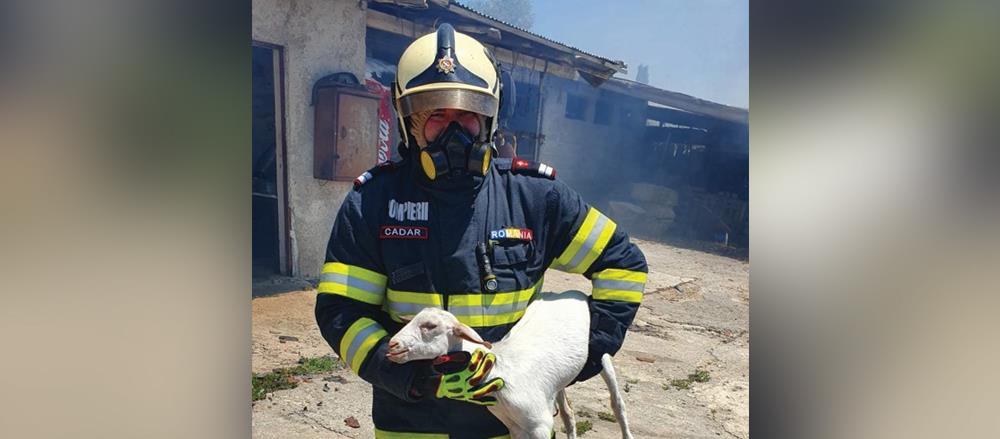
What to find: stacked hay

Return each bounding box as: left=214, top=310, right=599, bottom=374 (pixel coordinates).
left=608, top=200, right=645, bottom=228
left=607, top=183, right=680, bottom=240
left=630, top=183, right=679, bottom=206
left=631, top=183, right=678, bottom=236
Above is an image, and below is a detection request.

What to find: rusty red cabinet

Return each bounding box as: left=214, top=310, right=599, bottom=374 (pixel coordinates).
left=312, top=73, right=380, bottom=181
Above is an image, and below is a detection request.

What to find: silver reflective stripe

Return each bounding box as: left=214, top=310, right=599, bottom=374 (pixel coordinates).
left=535, top=290, right=589, bottom=301
left=592, top=278, right=645, bottom=292
left=344, top=323, right=383, bottom=365
left=565, top=214, right=609, bottom=270
left=388, top=301, right=437, bottom=315
left=449, top=301, right=527, bottom=317
left=320, top=272, right=384, bottom=295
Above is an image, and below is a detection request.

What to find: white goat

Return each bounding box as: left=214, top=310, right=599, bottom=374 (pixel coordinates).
left=386, top=290, right=634, bottom=439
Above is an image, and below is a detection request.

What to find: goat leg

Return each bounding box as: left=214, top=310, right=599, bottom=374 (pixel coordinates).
left=599, top=354, right=634, bottom=439
left=556, top=389, right=576, bottom=438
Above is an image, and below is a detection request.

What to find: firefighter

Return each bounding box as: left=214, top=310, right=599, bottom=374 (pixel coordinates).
left=315, top=23, right=648, bottom=438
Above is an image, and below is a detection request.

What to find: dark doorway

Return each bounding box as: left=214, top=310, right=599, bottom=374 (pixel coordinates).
left=252, top=43, right=287, bottom=278
left=504, top=77, right=542, bottom=160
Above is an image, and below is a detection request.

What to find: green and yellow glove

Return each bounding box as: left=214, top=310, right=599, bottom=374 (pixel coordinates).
left=431, top=348, right=505, bottom=406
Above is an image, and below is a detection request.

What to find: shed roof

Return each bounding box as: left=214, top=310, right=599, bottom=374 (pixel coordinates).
left=605, top=77, right=749, bottom=125
left=368, top=0, right=747, bottom=124
left=448, top=1, right=624, bottom=69
left=368, top=0, right=626, bottom=81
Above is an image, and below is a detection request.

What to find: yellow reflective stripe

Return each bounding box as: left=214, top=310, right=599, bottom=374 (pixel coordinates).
left=317, top=282, right=383, bottom=305
left=552, top=208, right=617, bottom=274
left=593, top=268, right=648, bottom=283
left=318, top=262, right=387, bottom=305
left=385, top=280, right=542, bottom=327
left=338, top=318, right=387, bottom=374
left=448, top=280, right=541, bottom=327
left=387, top=289, right=444, bottom=306
left=592, top=289, right=643, bottom=303
left=580, top=219, right=617, bottom=272
left=456, top=309, right=528, bottom=327
left=448, top=287, right=534, bottom=307
left=323, top=262, right=386, bottom=284
left=592, top=269, right=646, bottom=303
left=554, top=208, right=600, bottom=269
left=374, top=429, right=449, bottom=439
left=385, top=290, right=444, bottom=322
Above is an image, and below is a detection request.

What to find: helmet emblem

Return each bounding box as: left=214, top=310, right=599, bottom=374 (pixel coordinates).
left=436, top=54, right=456, bottom=74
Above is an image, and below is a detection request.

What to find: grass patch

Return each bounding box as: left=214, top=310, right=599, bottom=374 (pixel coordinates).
left=670, top=378, right=692, bottom=390
left=576, top=408, right=594, bottom=418
left=597, top=411, right=617, bottom=423
left=625, top=378, right=639, bottom=384
left=287, top=356, right=341, bottom=375
left=576, top=419, right=593, bottom=435
left=689, top=369, right=710, bottom=383
left=663, top=368, right=711, bottom=391
left=252, top=372, right=298, bottom=401
left=251, top=356, right=341, bottom=401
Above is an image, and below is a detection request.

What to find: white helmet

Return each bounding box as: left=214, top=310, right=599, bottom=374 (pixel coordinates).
left=394, top=23, right=501, bottom=151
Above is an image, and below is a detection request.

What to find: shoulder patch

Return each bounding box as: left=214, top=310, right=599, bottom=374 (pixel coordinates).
left=510, top=157, right=556, bottom=180
left=353, top=161, right=397, bottom=189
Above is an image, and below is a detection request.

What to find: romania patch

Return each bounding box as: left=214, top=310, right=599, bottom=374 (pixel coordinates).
left=489, top=227, right=533, bottom=242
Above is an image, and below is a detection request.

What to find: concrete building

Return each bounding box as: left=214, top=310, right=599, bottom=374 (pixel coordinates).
left=252, top=0, right=748, bottom=282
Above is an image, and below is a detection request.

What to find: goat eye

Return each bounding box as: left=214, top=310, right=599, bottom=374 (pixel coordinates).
left=419, top=322, right=437, bottom=331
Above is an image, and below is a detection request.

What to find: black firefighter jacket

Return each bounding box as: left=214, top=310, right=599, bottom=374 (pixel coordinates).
left=315, top=156, right=648, bottom=439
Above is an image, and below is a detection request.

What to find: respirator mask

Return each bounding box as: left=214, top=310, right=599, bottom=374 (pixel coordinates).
left=419, top=121, right=492, bottom=181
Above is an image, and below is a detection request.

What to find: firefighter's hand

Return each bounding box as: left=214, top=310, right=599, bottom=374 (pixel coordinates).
left=431, top=348, right=504, bottom=406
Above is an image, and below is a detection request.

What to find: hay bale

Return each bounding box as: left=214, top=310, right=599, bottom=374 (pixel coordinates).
left=630, top=183, right=679, bottom=206
left=645, top=221, right=673, bottom=237
left=645, top=205, right=676, bottom=221
left=608, top=200, right=646, bottom=225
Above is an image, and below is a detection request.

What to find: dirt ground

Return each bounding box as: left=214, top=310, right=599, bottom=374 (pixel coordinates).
left=252, top=239, right=749, bottom=438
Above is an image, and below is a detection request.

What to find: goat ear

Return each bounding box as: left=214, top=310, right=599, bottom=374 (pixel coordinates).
left=452, top=323, right=492, bottom=349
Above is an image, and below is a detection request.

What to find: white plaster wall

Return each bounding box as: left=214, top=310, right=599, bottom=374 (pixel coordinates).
left=253, top=0, right=368, bottom=277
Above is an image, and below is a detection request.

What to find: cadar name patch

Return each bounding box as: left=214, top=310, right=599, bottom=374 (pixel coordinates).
left=380, top=225, right=428, bottom=240
left=490, top=227, right=533, bottom=242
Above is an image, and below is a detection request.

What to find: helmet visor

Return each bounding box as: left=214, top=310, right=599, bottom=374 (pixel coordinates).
left=398, top=88, right=498, bottom=119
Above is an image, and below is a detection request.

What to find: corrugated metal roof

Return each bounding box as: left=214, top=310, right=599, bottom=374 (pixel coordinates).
left=606, top=77, right=748, bottom=124
left=449, top=1, right=626, bottom=70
